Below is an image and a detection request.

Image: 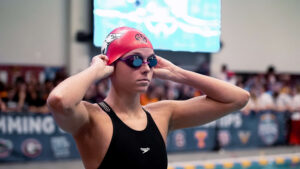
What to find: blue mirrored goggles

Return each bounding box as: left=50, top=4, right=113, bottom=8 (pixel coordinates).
left=119, top=54, right=157, bottom=69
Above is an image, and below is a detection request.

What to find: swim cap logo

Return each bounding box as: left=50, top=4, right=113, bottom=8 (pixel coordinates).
left=101, top=33, right=123, bottom=55
left=135, top=33, right=147, bottom=44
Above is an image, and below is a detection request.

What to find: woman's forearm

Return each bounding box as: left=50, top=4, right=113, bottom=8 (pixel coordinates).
left=48, top=64, right=103, bottom=109
left=172, top=67, right=250, bottom=105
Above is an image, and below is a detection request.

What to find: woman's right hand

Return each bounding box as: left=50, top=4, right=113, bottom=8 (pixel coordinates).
left=90, top=54, right=114, bottom=79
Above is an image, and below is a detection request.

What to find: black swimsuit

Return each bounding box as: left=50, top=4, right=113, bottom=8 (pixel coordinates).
left=97, top=101, right=168, bottom=169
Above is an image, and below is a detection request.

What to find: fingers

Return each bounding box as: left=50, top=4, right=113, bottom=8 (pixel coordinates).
left=155, top=55, right=162, bottom=62
left=102, top=65, right=114, bottom=78
left=153, top=68, right=170, bottom=80
left=92, top=54, right=109, bottom=62
left=153, top=69, right=160, bottom=78
left=90, top=54, right=114, bottom=78
left=155, top=55, right=168, bottom=64
left=105, top=65, right=114, bottom=73
left=90, top=54, right=109, bottom=66
left=99, top=54, right=109, bottom=62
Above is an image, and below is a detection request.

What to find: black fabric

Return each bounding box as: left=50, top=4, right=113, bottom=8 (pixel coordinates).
left=97, top=101, right=167, bottom=169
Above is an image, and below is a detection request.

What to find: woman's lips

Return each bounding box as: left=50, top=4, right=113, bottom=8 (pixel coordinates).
left=137, top=79, right=150, bottom=82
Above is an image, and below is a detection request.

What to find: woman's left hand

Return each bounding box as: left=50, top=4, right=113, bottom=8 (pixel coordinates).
left=153, top=55, right=180, bottom=80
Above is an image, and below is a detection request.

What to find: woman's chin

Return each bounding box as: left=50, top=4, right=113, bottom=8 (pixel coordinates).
left=135, top=86, right=149, bottom=93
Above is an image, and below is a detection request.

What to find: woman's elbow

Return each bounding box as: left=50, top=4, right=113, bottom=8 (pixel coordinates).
left=235, top=90, right=250, bottom=109
left=47, top=93, right=64, bottom=113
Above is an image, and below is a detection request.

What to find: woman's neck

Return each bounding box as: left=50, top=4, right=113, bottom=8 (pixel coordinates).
left=104, top=86, right=143, bottom=117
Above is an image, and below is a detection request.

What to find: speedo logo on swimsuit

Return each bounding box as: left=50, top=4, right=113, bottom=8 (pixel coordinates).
left=140, top=147, right=150, bottom=154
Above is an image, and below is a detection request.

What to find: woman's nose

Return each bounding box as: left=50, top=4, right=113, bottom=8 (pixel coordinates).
left=140, top=61, right=151, bottom=73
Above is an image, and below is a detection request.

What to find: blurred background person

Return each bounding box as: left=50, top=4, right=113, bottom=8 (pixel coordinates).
left=1, top=77, right=27, bottom=112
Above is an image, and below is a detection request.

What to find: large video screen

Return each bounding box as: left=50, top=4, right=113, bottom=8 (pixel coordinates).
left=93, top=0, right=221, bottom=53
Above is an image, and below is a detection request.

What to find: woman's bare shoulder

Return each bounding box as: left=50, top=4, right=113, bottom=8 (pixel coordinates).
left=82, top=101, right=108, bottom=116
left=74, top=101, right=112, bottom=136
left=143, top=100, right=176, bottom=115
left=82, top=101, right=100, bottom=112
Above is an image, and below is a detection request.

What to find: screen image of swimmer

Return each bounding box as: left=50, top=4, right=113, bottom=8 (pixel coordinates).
left=93, top=0, right=221, bottom=53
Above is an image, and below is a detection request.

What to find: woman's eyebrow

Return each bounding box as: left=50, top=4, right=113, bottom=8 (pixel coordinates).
left=129, top=52, right=143, bottom=56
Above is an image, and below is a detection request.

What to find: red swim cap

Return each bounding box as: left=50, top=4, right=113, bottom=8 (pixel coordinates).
left=101, top=27, right=153, bottom=65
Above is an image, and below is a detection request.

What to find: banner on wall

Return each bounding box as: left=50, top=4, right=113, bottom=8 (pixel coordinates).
left=0, top=113, right=80, bottom=162
left=216, top=111, right=289, bottom=149
left=166, top=111, right=289, bottom=152
left=167, top=121, right=217, bottom=152
left=0, top=110, right=290, bottom=162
